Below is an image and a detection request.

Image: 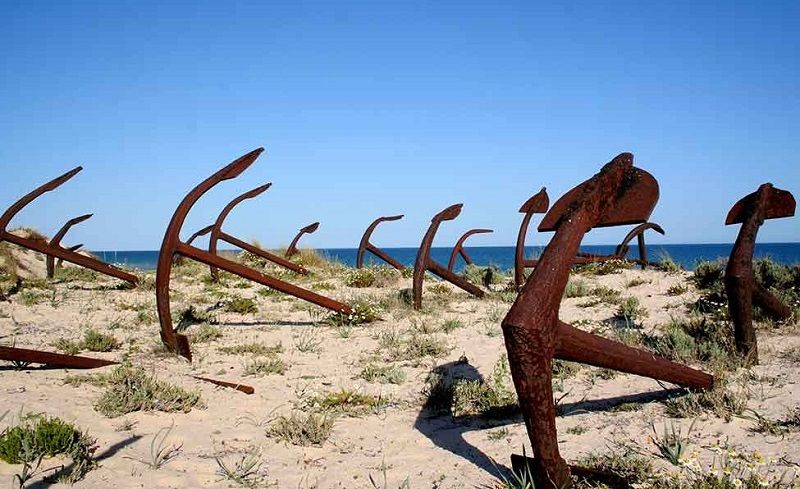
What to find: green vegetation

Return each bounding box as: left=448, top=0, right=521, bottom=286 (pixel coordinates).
left=451, top=355, right=517, bottom=418
left=307, top=388, right=389, bottom=416
left=265, top=411, right=334, bottom=446
left=225, top=297, right=258, bottom=314
left=359, top=363, right=406, bottom=384
left=53, top=328, right=120, bottom=354
left=243, top=356, right=288, bottom=376
left=94, top=365, right=204, bottom=417
left=564, top=278, right=591, bottom=298
left=462, top=264, right=506, bottom=286
left=219, top=342, right=283, bottom=356
left=574, top=259, right=632, bottom=276
left=189, top=324, right=223, bottom=344
left=344, top=266, right=400, bottom=288
left=326, top=297, right=382, bottom=326
left=0, top=414, right=95, bottom=486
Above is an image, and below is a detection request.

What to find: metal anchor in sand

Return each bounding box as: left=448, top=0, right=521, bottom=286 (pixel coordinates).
left=514, top=188, right=550, bottom=289
left=208, top=183, right=308, bottom=282
left=725, top=183, right=795, bottom=364
left=156, top=148, right=351, bottom=361
left=357, top=215, right=406, bottom=271
left=0, top=167, right=138, bottom=285
left=446, top=228, right=493, bottom=272
left=46, top=213, right=92, bottom=278
left=412, top=204, right=486, bottom=310
left=285, top=222, right=320, bottom=258
left=501, top=153, right=714, bottom=488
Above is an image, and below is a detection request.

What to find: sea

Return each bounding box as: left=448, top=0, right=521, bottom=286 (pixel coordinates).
left=92, top=243, right=800, bottom=272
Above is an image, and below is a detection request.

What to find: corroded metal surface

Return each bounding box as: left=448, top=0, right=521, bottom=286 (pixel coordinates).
left=724, top=183, right=795, bottom=364
left=0, top=345, right=117, bottom=369
left=357, top=215, right=405, bottom=271
left=412, top=204, right=485, bottom=310
left=46, top=214, right=92, bottom=278
left=156, top=148, right=351, bottom=361
left=502, top=153, right=713, bottom=488
left=192, top=375, right=255, bottom=395
left=208, top=184, right=309, bottom=280
left=446, top=228, right=493, bottom=272
left=0, top=168, right=138, bottom=285
left=285, top=222, right=320, bottom=257
left=514, top=188, right=550, bottom=289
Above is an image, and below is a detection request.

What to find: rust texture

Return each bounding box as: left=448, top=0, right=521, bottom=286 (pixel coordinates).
left=412, top=204, right=486, bottom=310
left=502, top=153, right=714, bottom=488
left=446, top=228, right=493, bottom=272
left=0, top=168, right=138, bottom=285
left=724, top=183, right=795, bottom=364
left=208, top=183, right=309, bottom=281
left=55, top=243, right=84, bottom=271
left=357, top=215, right=406, bottom=270
left=285, top=222, right=320, bottom=257
left=191, top=375, right=255, bottom=395
left=156, top=148, right=352, bottom=361
left=514, top=188, right=550, bottom=289
left=46, top=213, right=92, bottom=278
left=0, top=345, right=117, bottom=369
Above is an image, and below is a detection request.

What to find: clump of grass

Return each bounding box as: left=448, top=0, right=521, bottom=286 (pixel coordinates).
left=463, top=264, right=506, bottom=286
left=0, top=414, right=96, bottom=486
left=743, top=406, right=800, bottom=435
left=440, top=318, right=465, bottom=333
left=359, top=363, right=406, bottom=384
left=664, top=378, right=748, bottom=421
left=692, top=260, right=726, bottom=292
left=310, top=281, right=336, bottom=291
left=591, top=285, right=622, bottom=304
left=552, top=359, right=582, bottom=380
left=642, top=316, right=738, bottom=371
left=396, top=334, right=450, bottom=363
left=190, top=324, right=223, bottom=344
left=126, top=421, right=181, bottom=470
left=575, top=448, right=654, bottom=487
left=219, top=342, right=283, bottom=356
left=308, top=388, right=389, bottom=416
left=53, top=329, right=120, bottom=354
left=667, top=283, right=689, bottom=296
left=564, top=278, right=592, bottom=298
left=428, top=283, right=452, bottom=296
left=243, top=357, right=288, bottom=376
left=82, top=328, right=121, bottom=352
left=614, top=296, right=648, bottom=324
left=657, top=254, right=684, bottom=274
left=344, top=266, right=399, bottom=288
left=94, top=365, right=204, bottom=418
left=225, top=297, right=258, bottom=314
left=214, top=447, right=270, bottom=488
left=293, top=328, right=323, bottom=354
left=325, top=297, right=382, bottom=326
left=625, top=277, right=651, bottom=288
left=53, top=266, right=99, bottom=282
left=176, top=305, right=212, bottom=331
left=451, top=355, right=517, bottom=418
left=265, top=411, right=334, bottom=446
left=575, top=259, right=632, bottom=276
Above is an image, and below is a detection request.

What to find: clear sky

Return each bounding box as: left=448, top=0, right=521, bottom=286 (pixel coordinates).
left=1, top=0, right=798, bottom=251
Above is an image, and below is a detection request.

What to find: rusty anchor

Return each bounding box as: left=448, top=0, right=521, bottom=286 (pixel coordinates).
left=501, top=153, right=714, bottom=488
left=724, top=183, right=795, bottom=364
left=0, top=168, right=138, bottom=285
left=156, top=148, right=352, bottom=361
left=208, top=184, right=309, bottom=282
left=285, top=222, right=320, bottom=258
left=357, top=215, right=406, bottom=271
left=514, top=188, right=551, bottom=289
left=46, top=213, right=92, bottom=278
left=446, top=228, right=493, bottom=272
left=412, top=204, right=486, bottom=310
left=0, top=345, right=117, bottom=369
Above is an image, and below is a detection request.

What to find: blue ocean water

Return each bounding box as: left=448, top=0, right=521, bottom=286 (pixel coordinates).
left=93, top=243, right=800, bottom=272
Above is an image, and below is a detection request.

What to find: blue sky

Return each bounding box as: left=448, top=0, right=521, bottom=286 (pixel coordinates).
left=1, top=0, right=797, bottom=250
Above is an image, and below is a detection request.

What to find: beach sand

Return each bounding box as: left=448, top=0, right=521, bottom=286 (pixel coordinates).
left=1, top=243, right=799, bottom=488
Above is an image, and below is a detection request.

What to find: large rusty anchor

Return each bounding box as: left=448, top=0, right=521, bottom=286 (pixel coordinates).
left=285, top=222, right=320, bottom=258
left=514, top=188, right=550, bottom=289
left=502, top=153, right=713, bottom=488
left=208, top=184, right=308, bottom=282
left=46, top=213, right=92, bottom=278
left=357, top=215, right=406, bottom=271
left=724, top=183, right=795, bottom=364
left=156, top=148, right=351, bottom=361
left=412, top=204, right=485, bottom=310
left=0, top=168, right=138, bottom=285
left=574, top=221, right=665, bottom=268
left=446, top=228, right=493, bottom=272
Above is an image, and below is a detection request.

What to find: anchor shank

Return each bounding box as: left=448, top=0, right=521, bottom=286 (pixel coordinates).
left=555, top=320, right=713, bottom=389
left=427, top=260, right=485, bottom=298
left=219, top=232, right=308, bottom=275
left=1, top=232, right=138, bottom=284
